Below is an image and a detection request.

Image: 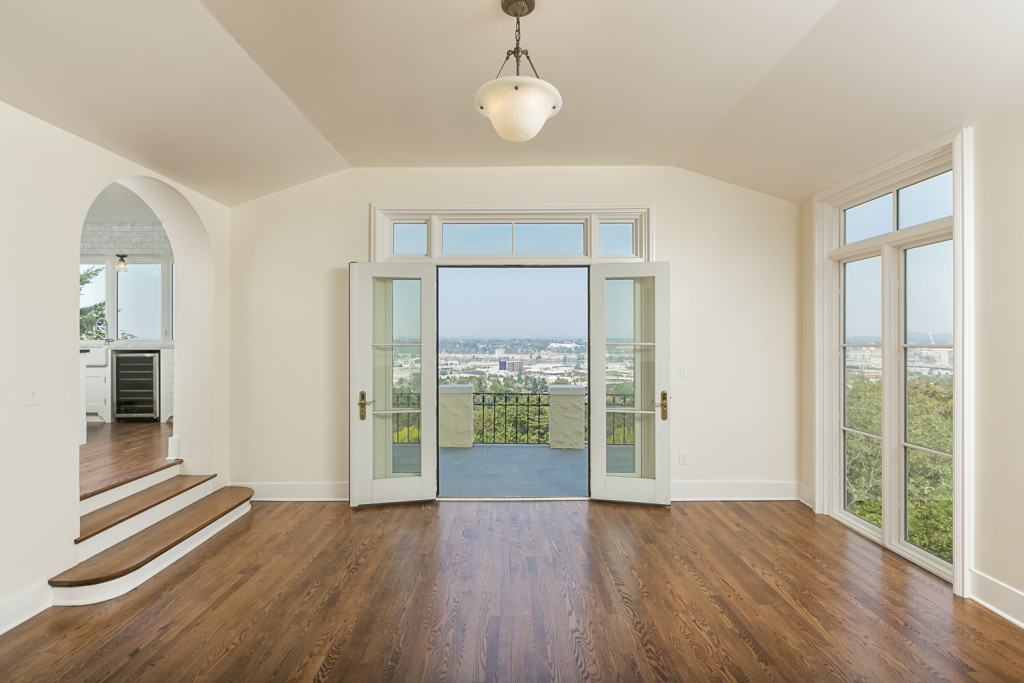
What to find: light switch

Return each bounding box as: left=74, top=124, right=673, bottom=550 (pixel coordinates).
left=679, top=365, right=688, bottom=379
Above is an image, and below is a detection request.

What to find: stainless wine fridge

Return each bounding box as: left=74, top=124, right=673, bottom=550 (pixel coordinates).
left=112, top=351, right=160, bottom=420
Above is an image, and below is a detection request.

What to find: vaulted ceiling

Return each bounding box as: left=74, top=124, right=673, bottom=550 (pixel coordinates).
left=2, top=0, right=1023, bottom=206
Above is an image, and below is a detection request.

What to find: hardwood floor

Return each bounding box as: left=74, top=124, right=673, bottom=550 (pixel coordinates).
left=2, top=501, right=1023, bottom=680
left=80, top=422, right=178, bottom=499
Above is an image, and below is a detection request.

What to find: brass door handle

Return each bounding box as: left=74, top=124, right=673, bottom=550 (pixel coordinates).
left=358, top=391, right=375, bottom=420
left=654, top=391, right=668, bottom=420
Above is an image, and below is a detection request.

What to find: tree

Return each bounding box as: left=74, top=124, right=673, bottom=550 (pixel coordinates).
left=79, top=266, right=107, bottom=340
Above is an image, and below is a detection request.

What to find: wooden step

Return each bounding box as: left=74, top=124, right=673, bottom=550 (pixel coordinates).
left=81, top=458, right=184, bottom=501
left=76, top=474, right=217, bottom=544
left=50, top=486, right=253, bottom=588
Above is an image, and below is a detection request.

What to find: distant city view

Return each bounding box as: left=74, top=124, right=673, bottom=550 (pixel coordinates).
left=438, top=338, right=588, bottom=394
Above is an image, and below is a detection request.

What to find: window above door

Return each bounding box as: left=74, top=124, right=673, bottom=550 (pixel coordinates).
left=371, top=205, right=654, bottom=264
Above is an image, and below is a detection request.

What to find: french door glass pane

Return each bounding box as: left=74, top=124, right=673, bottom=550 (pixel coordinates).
left=373, top=346, right=421, bottom=410
left=844, top=431, right=882, bottom=527
left=606, top=345, right=653, bottom=410
left=898, top=171, right=953, bottom=230
left=844, top=194, right=893, bottom=245
left=905, top=447, right=953, bottom=562
left=844, top=256, right=881, bottom=343
left=372, top=277, right=422, bottom=480
left=374, top=414, right=421, bottom=477
left=905, top=240, right=953, bottom=344
left=905, top=348, right=953, bottom=454
left=606, top=278, right=654, bottom=343
left=606, top=413, right=654, bottom=478
left=374, top=279, right=420, bottom=343
left=117, top=263, right=162, bottom=340
left=514, top=223, right=584, bottom=254
left=844, top=347, right=882, bottom=436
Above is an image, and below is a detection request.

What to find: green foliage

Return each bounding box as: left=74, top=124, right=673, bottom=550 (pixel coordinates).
left=844, top=370, right=953, bottom=561
left=79, top=266, right=107, bottom=340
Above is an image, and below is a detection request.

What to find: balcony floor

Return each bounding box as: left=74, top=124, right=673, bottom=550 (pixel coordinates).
left=431, top=444, right=636, bottom=498
left=439, top=444, right=587, bottom=497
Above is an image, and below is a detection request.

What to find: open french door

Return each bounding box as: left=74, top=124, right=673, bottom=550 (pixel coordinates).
left=590, top=263, right=671, bottom=505
left=349, top=263, right=437, bottom=507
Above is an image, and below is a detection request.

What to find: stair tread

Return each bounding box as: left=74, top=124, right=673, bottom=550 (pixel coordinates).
left=81, top=459, right=184, bottom=501
left=51, top=486, right=253, bottom=587
left=77, top=474, right=218, bottom=544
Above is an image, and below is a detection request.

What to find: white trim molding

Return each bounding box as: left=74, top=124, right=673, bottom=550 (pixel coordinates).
left=237, top=481, right=350, bottom=502
left=970, top=570, right=1024, bottom=630
left=671, top=480, right=800, bottom=502
left=0, top=581, right=52, bottom=637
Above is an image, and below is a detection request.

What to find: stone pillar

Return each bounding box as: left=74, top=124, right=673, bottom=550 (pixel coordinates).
left=439, top=384, right=474, bottom=448
left=548, top=385, right=586, bottom=450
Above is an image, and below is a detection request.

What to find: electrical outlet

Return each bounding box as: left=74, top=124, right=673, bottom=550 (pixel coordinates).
left=25, top=383, right=40, bottom=406
left=678, top=450, right=688, bottom=465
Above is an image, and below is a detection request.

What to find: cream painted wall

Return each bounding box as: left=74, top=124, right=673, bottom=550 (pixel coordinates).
left=973, top=109, right=1024, bottom=593
left=229, top=167, right=800, bottom=492
left=0, top=101, right=231, bottom=613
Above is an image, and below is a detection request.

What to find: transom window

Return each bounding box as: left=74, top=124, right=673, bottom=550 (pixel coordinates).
left=371, top=205, right=652, bottom=263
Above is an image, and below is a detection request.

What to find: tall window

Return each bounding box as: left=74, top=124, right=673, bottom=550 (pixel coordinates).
left=820, top=141, right=964, bottom=583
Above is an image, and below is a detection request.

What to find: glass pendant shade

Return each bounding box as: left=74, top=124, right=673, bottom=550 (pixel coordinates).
left=475, top=75, right=562, bottom=142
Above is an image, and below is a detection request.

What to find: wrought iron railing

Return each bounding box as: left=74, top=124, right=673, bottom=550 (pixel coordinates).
left=388, top=390, right=635, bottom=446
left=474, top=392, right=550, bottom=444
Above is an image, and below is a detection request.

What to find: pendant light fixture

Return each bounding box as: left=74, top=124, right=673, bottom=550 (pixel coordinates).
left=115, top=254, right=128, bottom=272
left=475, top=0, right=561, bottom=142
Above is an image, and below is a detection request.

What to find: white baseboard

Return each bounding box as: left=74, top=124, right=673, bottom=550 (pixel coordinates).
left=970, top=569, right=1024, bottom=630
left=798, top=482, right=815, bottom=509
left=671, top=480, right=799, bottom=502
left=0, top=581, right=52, bottom=637
left=235, top=481, right=350, bottom=502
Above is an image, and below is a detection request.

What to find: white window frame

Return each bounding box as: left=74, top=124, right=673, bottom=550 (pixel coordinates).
left=370, top=204, right=654, bottom=264
left=80, top=254, right=176, bottom=348
left=814, top=130, right=974, bottom=595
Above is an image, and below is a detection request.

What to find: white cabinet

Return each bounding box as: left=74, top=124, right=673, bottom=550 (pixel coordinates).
left=83, top=348, right=111, bottom=422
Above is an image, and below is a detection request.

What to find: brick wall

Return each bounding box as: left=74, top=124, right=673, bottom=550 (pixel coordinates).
left=80, top=223, right=172, bottom=256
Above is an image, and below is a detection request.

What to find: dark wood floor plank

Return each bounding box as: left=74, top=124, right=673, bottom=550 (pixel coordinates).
left=80, top=421, right=179, bottom=499
left=3, top=500, right=1024, bottom=681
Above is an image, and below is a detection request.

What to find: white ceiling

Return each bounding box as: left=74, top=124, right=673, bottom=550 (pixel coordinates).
left=2, top=0, right=1023, bottom=205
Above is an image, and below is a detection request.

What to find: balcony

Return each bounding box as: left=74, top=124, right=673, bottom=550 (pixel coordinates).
left=389, top=388, right=637, bottom=497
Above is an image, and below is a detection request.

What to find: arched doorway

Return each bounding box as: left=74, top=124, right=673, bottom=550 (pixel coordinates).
left=78, top=177, right=219, bottom=483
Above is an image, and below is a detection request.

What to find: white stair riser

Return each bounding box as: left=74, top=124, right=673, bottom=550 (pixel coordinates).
left=80, top=465, right=180, bottom=515
left=54, top=502, right=251, bottom=606
left=77, top=481, right=215, bottom=562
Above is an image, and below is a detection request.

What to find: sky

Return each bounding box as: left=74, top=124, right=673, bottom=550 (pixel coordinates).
left=438, top=267, right=588, bottom=338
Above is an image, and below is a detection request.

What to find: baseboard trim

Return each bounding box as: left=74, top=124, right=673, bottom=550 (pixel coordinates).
left=798, top=482, right=815, bottom=510
left=236, top=482, right=350, bottom=502
left=0, top=581, right=52, bottom=637
left=970, top=569, right=1024, bottom=630
left=671, top=480, right=799, bottom=502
